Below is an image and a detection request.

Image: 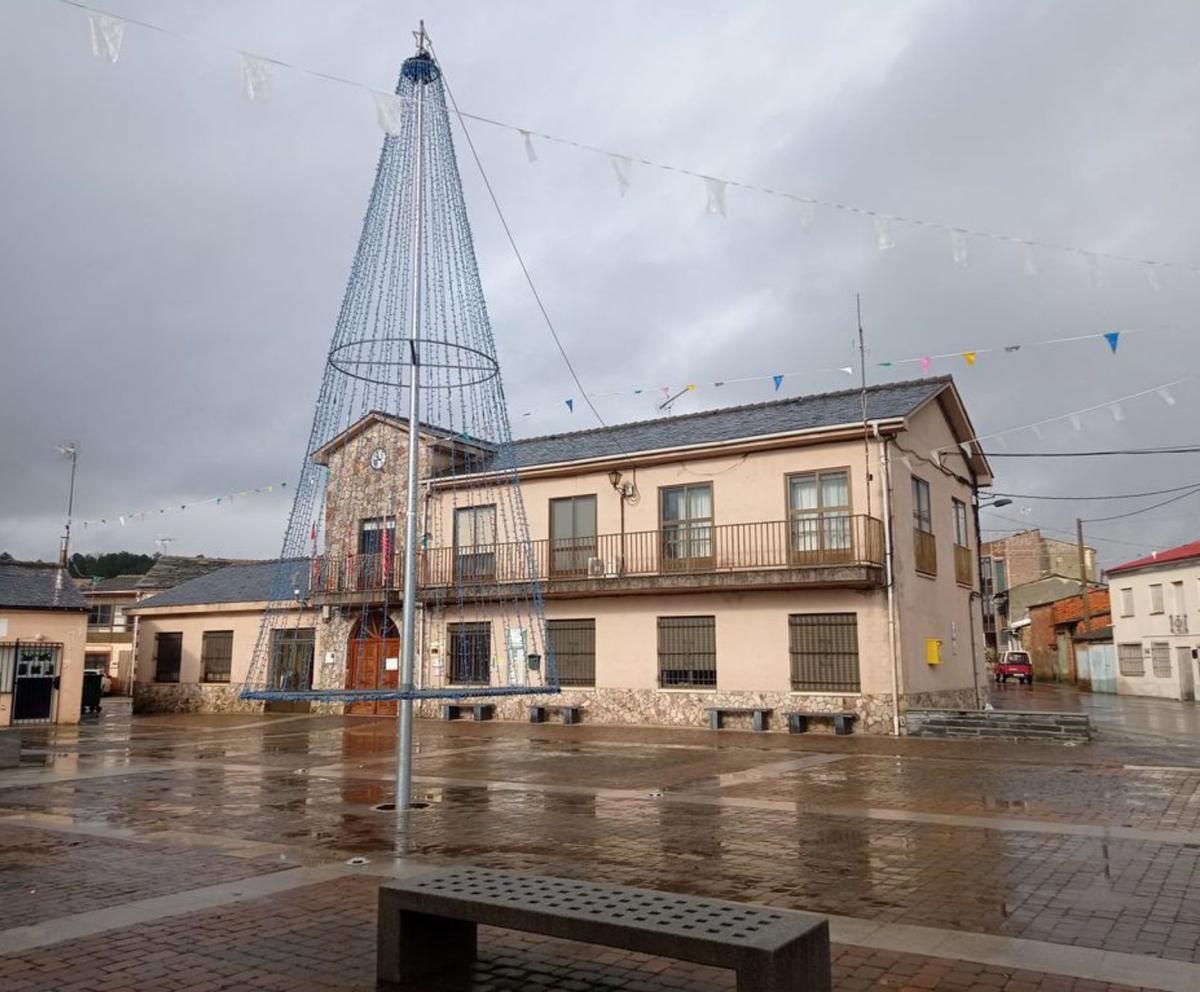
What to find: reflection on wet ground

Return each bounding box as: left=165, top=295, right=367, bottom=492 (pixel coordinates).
left=4, top=687, right=1200, bottom=978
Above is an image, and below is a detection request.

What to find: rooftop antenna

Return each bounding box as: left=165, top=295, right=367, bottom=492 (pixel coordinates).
left=57, top=442, right=79, bottom=567
left=154, top=536, right=176, bottom=553
left=856, top=295, right=872, bottom=518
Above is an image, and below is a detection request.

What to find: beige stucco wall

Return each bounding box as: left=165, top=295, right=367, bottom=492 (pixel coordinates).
left=886, top=400, right=986, bottom=702
left=0, top=608, right=88, bottom=727
left=1110, top=562, right=1200, bottom=699
left=132, top=603, right=312, bottom=686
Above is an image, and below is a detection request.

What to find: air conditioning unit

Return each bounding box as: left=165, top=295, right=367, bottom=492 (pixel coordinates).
left=587, top=556, right=624, bottom=578
left=1170, top=615, right=1189, bottom=635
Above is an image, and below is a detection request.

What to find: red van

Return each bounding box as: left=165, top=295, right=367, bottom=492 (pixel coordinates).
left=994, top=650, right=1034, bottom=684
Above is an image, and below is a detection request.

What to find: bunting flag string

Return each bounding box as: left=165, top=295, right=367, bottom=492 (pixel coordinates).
left=78, top=481, right=289, bottom=530
left=55, top=0, right=1200, bottom=285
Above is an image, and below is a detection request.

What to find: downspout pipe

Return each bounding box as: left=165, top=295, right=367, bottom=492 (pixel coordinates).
left=873, top=424, right=901, bottom=737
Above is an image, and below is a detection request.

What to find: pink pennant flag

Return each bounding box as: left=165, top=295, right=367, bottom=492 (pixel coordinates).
left=920, top=356, right=931, bottom=374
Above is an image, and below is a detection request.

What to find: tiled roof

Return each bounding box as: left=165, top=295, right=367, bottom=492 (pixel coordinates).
left=0, top=562, right=88, bottom=611
left=131, top=559, right=310, bottom=611
left=1107, top=540, right=1200, bottom=577
left=134, top=556, right=251, bottom=590
left=1053, top=589, right=1111, bottom=624
left=88, top=573, right=148, bottom=593
left=472, top=377, right=951, bottom=472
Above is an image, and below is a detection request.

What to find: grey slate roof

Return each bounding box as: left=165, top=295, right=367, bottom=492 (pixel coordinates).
left=134, top=556, right=251, bottom=591
left=131, top=559, right=311, bottom=611
left=89, top=573, right=147, bottom=593
left=0, top=562, right=88, bottom=611
left=474, top=377, right=949, bottom=473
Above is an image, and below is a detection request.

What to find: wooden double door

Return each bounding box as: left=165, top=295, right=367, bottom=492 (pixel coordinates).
left=346, top=611, right=400, bottom=717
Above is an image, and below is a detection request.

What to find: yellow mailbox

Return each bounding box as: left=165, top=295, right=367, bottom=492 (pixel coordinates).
left=925, top=638, right=943, bottom=665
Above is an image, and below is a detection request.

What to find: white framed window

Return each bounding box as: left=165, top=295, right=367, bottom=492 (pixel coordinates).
left=1150, top=584, right=1164, bottom=614
left=1120, top=587, right=1134, bottom=617
left=1171, top=581, right=1186, bottom=615
left=1151, top=642, right=1172, bottom=679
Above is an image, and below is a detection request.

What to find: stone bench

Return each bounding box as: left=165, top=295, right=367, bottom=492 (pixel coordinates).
left=528, top=704, right=583, bottom=725
left=441, top=703, right=495, bottom=722
left=378, top=866, right=831, bottom=992
left=786, top=712, right=856, bottom=736
left=706, top=707, right=772, bottom=731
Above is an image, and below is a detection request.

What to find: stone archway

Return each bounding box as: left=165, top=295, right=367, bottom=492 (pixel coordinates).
left=346, top=610, right=400, bottom=716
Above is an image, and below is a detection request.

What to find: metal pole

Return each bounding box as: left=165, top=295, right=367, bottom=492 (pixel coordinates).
left=1075, top=517, right=1091, bottom=683
left=60, top=444, right=78, bottom=568
left=396, top=34, right=427, bottom=812
left=874, top=425, right=901, bottom=736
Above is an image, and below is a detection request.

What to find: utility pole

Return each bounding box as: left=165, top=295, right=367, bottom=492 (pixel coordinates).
left=57, top=442, right=79, bottom=567
left=1075, top=517, right=1092, bottom=682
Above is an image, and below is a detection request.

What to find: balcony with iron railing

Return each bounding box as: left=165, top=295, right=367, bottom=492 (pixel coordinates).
left=309, top=515, right=885, bottom=602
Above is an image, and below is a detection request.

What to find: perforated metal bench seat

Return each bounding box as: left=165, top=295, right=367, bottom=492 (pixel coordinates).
left=706, top=706, right=773, bottom=731
left=528, top=704, right=583, bottom=724
left=440, top=703, right=494, bottom=721
left=378, top=866, right=830, bottom=991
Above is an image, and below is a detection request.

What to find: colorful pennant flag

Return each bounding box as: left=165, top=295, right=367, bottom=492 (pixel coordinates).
left=949, top=230, right=969, bottom=268
left=963, top=352, right=977, bottom=366
left=89, top=13, right=124, bottom=64
left=704, top=177, right=727, bottom=216
left=1104, top=332, right=1120, bottom=353
left=239, top=52, right=274, bottom=101
left=874, top=217, right=894, bottom=251
left=772, top=375, right=784, bottom=391
left=920, top=356, right=931, bottom=374
left=610, top=155, right=632, bottom=197
left=565, top=398, right=574, bottom=412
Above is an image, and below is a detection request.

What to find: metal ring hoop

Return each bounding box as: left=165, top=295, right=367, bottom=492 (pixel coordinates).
left=327, top=336, right=500, bottom=389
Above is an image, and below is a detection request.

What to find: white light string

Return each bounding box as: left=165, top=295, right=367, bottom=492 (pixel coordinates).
left=59, top=0, right=1200, bottom=283
left=78, top=481, right=289, bottom=530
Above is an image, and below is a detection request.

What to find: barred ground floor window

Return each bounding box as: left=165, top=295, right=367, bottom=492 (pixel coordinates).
left=788, top=613, right=860, bottom=692
left=547, top=619, right=595, bottom=687
left=201, top=630, right=234, bottom=683
left=1118, top=643, right=1144, bottom=676
left=1151, top=641, right=1172, bottom=679
left=448, top=622, right=492, bottom=685
left=657, top=616, right=716, bottom=688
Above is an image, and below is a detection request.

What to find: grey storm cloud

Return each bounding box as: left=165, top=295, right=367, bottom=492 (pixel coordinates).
left=1, top=0, right=1198, bottom=568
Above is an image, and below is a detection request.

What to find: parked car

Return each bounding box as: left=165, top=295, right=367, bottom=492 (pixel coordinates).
left=994, top=650, right=1034, bottom=684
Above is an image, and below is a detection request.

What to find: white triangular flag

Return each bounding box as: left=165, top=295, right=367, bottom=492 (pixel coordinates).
left=520, top=130, right=538, bottom=163
left=1144, top=264, right=1161, bottom=292
left=1110, top=402, right=1124, bottom=422
left=118, top=515, right=126, bottom=527
left=373, top=91, right=405, bottom=135
left=839, top=366, right=854, bottom=375
left=610, top=154, right=632, bottom=197
left=797, top=200, right=815, bottom=231
left=89, top=13, right=124, bottom=64
left=1030, top=424, right=1043, bottom=439
left=1069, top=414, right=1082, bottom=431
left=874, top=216, right=894, bottom=251
left=1157, top=386, right=1176, bottom=406
left=239, top=52, right=274, bottom=102
left=1023, top=245, right=1038, bottom=277
left=949, top=230, right=969, bottom=268
left=1083, top=251, right=1103, bottom=289
left=994, top=434, right=1008, bottom=450
left=704, top=177, right=727, bottom=216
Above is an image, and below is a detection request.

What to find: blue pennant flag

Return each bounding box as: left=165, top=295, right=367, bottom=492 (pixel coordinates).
left=565, top=398, right=574, bottom=413
left=1104, top=332, right=1120, bottom=354
left=772, top=374, right=784, bottom=391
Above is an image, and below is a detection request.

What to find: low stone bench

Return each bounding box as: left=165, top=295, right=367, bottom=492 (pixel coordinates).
left=786, top=712, right=856, bottom=736
left=706, top=707, right=772, bottom=731
left=378, top=866, right=831, bottom=992
left=528, top=704, right=582, bottom=725
left=441, top=703, right=494, bottom=722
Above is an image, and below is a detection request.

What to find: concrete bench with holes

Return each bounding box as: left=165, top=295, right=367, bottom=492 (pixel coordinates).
left=528, top=704, right=583, bottom=725
left=377, top=866, right=831, bottom=992
left=706, top=706, right=772, bottom=731
left=786, top=711, right=856, bottom=735
left=440, top=702, right=495, bottom=722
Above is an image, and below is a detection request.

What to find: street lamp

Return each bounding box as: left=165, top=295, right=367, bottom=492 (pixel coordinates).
left=57, top=442, right=79, bottom=568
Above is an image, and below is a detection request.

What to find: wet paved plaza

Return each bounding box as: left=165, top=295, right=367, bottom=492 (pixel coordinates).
left=3, top=686, right=1200, bottom=990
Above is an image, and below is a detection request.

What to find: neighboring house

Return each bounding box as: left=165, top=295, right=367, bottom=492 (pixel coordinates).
left=128, top=560, right=313, bottom=714
left=1107, top=541, right=1200, bottom=701
left=982, top=529, right=1097, bottom=591
left=995, top=574, right=1095, bottom=651
left=82, top=556, right=247, bottom=697
left=1025, top=588, right=1111, bottom=682
left=129, top=377, right=993, bottom=734
left=0, top=561, right=88, bottom=726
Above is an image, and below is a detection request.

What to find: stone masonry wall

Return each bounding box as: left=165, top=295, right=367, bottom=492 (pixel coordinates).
left=133, top=682, right=264, bottom=715
left=906, top=707, right=1091, bottom=744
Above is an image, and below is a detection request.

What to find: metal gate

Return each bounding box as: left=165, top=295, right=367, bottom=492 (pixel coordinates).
left=4, top=642, right=61, bottom=724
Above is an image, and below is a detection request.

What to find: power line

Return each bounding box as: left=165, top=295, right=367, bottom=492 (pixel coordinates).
left=992, top=481, right=1200, bottom=501
left=1082, top=485, right=1200, bottom=524
left=987, top=446, right=1200, bottom=458
left=980, top=512, right=1152, bottom=549
left=431, top=40, right=605, bottom=427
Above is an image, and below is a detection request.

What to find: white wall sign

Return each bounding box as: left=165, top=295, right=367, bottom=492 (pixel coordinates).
left=385, top=657, right=399, bottom=671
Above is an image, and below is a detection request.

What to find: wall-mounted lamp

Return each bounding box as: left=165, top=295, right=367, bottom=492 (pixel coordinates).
left=608, top=469, right=623, bottom=490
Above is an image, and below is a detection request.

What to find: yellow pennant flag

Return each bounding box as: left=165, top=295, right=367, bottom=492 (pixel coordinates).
left=962, top=352, right=977, bottom=366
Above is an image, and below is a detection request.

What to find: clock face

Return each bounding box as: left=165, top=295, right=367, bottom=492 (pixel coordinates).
left=369, top=447, right=387, bottom=471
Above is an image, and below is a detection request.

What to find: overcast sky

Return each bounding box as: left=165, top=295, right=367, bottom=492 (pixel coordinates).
left=2, top=0, right=1199, bottom=569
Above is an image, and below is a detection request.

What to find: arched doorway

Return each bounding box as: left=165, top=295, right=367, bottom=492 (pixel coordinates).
left=346, top=610, right=400, bottom=716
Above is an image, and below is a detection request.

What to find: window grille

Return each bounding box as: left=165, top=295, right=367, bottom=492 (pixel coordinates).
left=657, top=616, right=716, bottom=688
left=201, top=630, right=234, bottom=683
left=1151, top=641, right=1172, bottom=679
left=1118, top=643, right=1144, bottom=676
left=449, top=622, right=491, bottom=685
left=547, top=619, right=596, bottom=686
left=154, top=632, right=183, bottom=683
left=789, top=613, right=860, bottom=692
